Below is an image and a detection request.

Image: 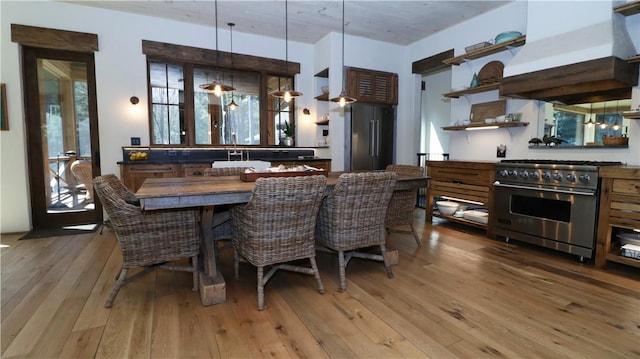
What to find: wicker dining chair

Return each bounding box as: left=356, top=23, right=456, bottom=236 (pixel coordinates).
left=204, top=167, right=249, bottom=254
left=93, top=175, right=200, bottom=308
left=231, top=175, right=327, bottom=310
left=315, top=171, right=397, bottom=291
left=385, top=164, right=425, bottom=246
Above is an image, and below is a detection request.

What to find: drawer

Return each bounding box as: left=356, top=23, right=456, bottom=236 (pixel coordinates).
left=612, top=179, right=640, bottom=196
left=429, top=167, right=492, bottom=186
left=431, top=180, right=490, bottom=204
left=182, top=164, right=210, bottom=177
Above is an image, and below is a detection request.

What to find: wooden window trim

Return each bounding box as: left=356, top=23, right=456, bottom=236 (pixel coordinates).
left=142, top=40, right=299, bottom=75
left=11, top=24, right=98, bottom=52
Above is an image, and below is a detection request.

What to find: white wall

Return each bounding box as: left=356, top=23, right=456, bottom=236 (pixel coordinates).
left=0, top=0, right=404, bottom=232
left=406, top=0, right=639, bottom=163
left=2, top=0, right=639, bottom=233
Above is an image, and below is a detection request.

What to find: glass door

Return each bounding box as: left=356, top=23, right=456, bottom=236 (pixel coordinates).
left=22, top=46, right=102, bottom=229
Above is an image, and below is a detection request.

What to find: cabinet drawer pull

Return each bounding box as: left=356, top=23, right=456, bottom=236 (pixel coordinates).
left=192, top=171, right=203, bottom=176
left=636, top=184, right=640, bottom=189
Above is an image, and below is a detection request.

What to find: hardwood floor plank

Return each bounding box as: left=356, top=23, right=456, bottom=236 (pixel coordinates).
left=1, top=234, right=100, bottom=356
left=2, top=215, right=639, bottom=359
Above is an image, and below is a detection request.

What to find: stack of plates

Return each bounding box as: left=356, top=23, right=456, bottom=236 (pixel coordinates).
left=463, top=210, right=488, bottom=224
left=617, top=231, right=640, bottom=246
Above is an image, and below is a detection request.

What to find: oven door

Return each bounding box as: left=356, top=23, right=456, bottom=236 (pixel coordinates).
left=493, top=183, right=598, bottom=253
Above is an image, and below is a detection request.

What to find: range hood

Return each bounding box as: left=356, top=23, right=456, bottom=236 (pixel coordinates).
left=500, top=1, right=638, bottom=105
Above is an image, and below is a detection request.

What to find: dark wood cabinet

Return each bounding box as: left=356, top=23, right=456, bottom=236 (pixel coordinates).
left=120, top=164, right=178, bottom=192
left=346, top=67, right=398, bottom=105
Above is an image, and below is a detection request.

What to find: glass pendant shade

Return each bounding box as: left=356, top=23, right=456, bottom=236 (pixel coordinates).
left=200, top=0, right=234, bottom=96
left=272, top=0, right=302, bottom=102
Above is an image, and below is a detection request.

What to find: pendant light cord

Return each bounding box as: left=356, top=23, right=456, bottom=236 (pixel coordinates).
left=285, top=0, right=289, bottom=78
left=341, top=0, right=345, bottom=88
left=215, top=0, right=220, bottom=73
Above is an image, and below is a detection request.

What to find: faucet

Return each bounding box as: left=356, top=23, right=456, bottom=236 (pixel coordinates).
left=228, top=133, right=243, bottom=161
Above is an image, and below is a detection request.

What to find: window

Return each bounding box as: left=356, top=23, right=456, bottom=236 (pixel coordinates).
left=267, top=75, right=294, bottom=146
left=193, top=68, right=260, bottom=145
left=143, top=41, right=300, bottom=147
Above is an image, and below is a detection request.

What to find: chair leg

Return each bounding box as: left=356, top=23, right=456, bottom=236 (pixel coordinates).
left=380, top=245, right=394, bottom=279
left=338, top=251, right=347, bottom=291
left=309, top=257, right=325, bottom=294
left=257, top=266, right=265, bottom=311
left=191, top=255, right=199, bottom=292
left=105, top=268, right=128, bottom=308
left=410, top=224, right=421, bottom=246
left=234, top=251, right=240, bottom=279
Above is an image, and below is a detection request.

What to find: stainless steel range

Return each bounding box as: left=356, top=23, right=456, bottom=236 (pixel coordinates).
left=493, top=160, right=622, bottom=260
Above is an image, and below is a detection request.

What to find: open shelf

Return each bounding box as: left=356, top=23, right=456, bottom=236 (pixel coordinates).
left=443, top=82, right=500, bottom=98
left=443, top=35, right=526, bottom=66
left=314, top=93, right=329, bottom=101
left=614, top=0, right=640, bottom=16
left=433, top=212, right=487, bottom=229
left=627, top=54, right=640, bottom=64
left=315, top=119, right=329, bottom=125
left=442, top=122, right=529, bottom=131
left=622, top=111, right=640, bottom=119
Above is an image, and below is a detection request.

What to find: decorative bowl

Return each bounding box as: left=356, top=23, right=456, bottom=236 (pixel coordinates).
left=495, top=31, right=522, bottom=44
left=321, top=86, right=329, bottom=94
left=436, top=201, right=459, bottom=216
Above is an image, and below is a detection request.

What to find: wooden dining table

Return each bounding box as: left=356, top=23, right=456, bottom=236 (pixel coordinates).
left=136, top=172, right=428, bottom=306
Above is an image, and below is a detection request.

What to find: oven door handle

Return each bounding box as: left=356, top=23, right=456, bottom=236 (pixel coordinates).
left=493, top=182, right=596, bottom=196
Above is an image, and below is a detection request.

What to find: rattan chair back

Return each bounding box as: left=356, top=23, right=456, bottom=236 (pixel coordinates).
left=93, top=175, right=200, bottom=307
left=315, top=171, right=397, bottom=290
left=231, top=175, right=327, bottom=310
left=385, top=164, right=424, bottom=245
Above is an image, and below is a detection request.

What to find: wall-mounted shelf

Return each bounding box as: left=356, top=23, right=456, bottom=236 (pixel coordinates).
left=443, top=35, right=526, bottom=66
left=314, top=94, right=329, bottom=101
left=627, top=54, right=640, bottom=64
left=443, top=83, right=500, bottom=98
left=622, top=111, right=640, bottom=119
left=614, top=0, right=640, bottom=16
left=315, top=119, right=329, bottom=125
left=442, top=122, right=528, bottom=131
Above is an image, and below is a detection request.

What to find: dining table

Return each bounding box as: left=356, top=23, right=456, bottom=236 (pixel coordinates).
left=135, top=172, right=429, bottom=306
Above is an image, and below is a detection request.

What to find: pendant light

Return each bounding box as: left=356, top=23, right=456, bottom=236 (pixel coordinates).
left=272, top=0, right=302, bottom=102
left=199, top=0, right=234, bottom=97
left=227, top=22, right=238, bottom=110
left=331, top=0, right=356, bottom=107
left=584, top=103, right=595, bottom=127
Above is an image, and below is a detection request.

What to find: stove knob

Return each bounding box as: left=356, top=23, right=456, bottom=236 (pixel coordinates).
left=499, top=170, right=509, bottom=177
left=566, top=174, right=577, bottom=182
left=519, top=171, right=529, bottom=178
left=542, top=171, right=552, bottom=180
left=553, top=172, right=563, bottom=181
left=529, top=171, right=540, bottom=180
left=579, top=174, right=591, bottom=182
left=509, top=170, right=519, bottom=178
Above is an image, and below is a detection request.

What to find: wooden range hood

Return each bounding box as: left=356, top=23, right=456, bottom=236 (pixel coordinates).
left=499, top=57, right=638, bottom=105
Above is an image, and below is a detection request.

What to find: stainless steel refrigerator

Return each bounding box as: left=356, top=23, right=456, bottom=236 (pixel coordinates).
left=348, top=103, right=395, bottom=171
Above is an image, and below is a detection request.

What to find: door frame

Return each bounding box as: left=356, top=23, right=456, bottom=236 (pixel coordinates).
left=22, top=46, right=102, bottom=228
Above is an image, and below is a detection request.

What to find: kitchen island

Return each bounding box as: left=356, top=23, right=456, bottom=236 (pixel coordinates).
left=118, top=146, right=331, bottom=191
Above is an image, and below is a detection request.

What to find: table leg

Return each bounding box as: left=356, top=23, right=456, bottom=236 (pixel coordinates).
left=198, top=206, right=226, bottom=306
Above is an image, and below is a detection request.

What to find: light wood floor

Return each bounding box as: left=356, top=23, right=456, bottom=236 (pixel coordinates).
left=2, top=213, right=639, bottom=358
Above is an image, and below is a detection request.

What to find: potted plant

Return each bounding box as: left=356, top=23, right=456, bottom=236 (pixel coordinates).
left=283, top=121, right=294, bottom=146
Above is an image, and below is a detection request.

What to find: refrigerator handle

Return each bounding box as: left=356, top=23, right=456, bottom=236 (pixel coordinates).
left=369, top=120, right=375, bottom=156
left=375, top=120, right=381, bottom=157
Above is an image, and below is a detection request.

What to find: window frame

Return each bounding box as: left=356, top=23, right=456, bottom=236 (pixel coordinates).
left=142, top=40, right=299, bottom=147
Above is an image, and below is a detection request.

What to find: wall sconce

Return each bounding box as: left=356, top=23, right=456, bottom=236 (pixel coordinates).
left=303, top=108, right=311, bottom=115
left=130, top=96, right=140, bottom=105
